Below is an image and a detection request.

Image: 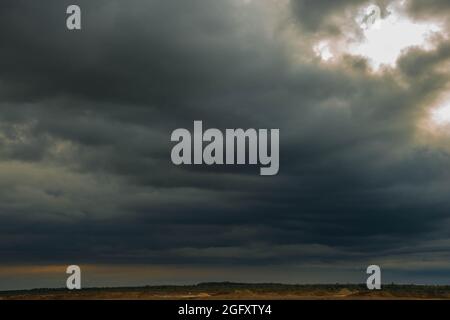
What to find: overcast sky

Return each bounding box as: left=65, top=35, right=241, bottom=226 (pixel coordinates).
left=1, top=0, right=450, bottom=290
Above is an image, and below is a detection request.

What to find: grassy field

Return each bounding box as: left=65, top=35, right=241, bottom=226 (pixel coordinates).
left=1, top=282, right=450, bottom=300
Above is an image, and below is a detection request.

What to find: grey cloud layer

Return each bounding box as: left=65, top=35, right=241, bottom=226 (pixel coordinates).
left=0, top=0, right=450, bottom=283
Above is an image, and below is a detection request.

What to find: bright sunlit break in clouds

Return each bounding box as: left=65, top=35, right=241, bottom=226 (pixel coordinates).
left=431, top=97, right=450, bottom=127
left=314, top=1, right=445, bottom=70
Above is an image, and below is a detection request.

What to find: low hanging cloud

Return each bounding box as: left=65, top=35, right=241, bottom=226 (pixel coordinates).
left=0, top=0, right=450, bottom=287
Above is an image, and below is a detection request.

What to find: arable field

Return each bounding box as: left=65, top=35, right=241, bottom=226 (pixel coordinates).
left=1, top=283, right=449, bottom=300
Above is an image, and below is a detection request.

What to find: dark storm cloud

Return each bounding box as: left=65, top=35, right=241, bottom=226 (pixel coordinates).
left=0, top=0, right=450, bottom=286
left=398, top=41, right=450, bottom=78
left=289, top=0, right=392, bottom=35
left=406, top=0, right=450, bottom=18
left=290, top=0, right=362, bottom=33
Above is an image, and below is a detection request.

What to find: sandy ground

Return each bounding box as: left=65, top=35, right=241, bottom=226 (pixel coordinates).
left=2, top=285, right=450, bottom=300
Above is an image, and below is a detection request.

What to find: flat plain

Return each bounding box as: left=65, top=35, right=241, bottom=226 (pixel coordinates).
left=1, top=283, right=449, bottom=300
